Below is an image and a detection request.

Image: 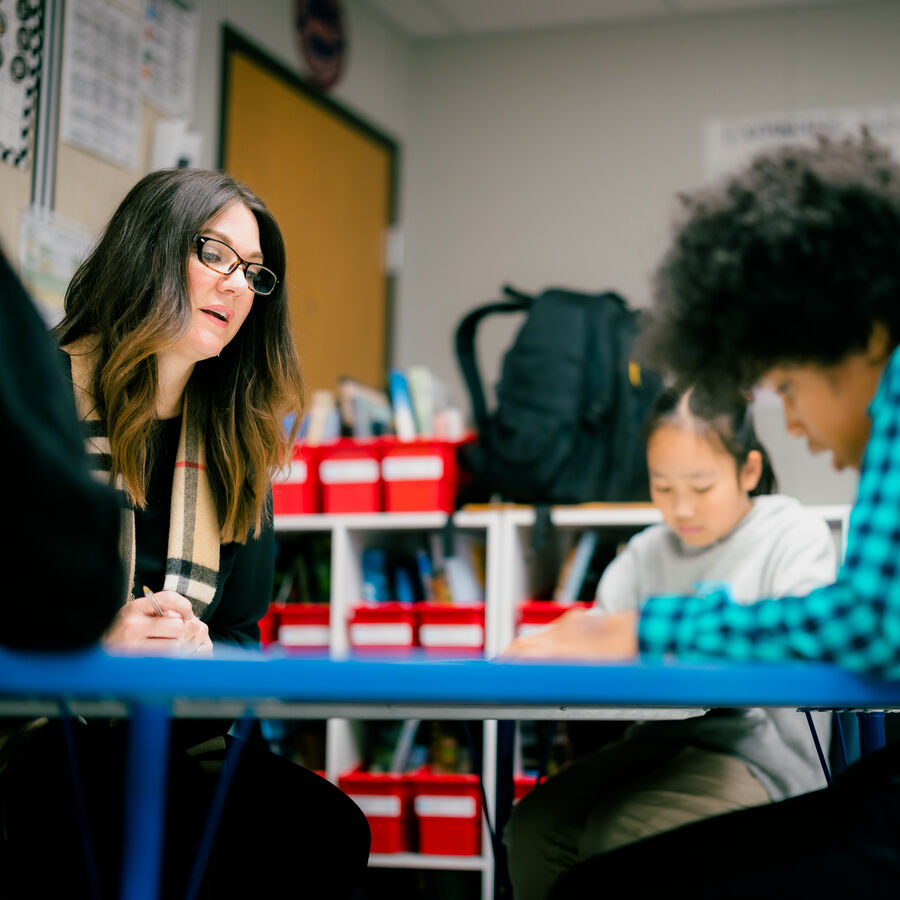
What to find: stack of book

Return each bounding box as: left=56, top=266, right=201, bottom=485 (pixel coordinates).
left=298, top=365, right=466, bottom=444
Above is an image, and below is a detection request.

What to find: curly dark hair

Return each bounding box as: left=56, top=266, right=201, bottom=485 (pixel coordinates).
left=646, top=132, right=900, bottom=393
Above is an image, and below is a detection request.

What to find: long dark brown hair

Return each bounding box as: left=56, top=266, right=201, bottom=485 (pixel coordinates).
left=55, top=168, right=305, bottom=541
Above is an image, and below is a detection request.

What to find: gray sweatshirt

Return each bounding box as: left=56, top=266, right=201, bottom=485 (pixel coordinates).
left=593, top=494, right=837, bottom=801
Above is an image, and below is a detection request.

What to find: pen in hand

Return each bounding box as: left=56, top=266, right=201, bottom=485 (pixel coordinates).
left=142, top=584, right=166, bottom=617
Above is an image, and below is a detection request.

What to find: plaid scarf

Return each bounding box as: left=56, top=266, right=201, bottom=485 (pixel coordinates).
left=65, top=340, right=220, bottom=618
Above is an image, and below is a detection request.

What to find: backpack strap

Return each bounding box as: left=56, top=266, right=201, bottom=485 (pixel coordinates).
left=454, top=293, right=532, bottom=438
left=581, top=291, right=628, bottom=425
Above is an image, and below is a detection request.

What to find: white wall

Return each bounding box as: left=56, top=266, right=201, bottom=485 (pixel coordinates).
left=396, top=0, right=900, bottom=503
left=29, top=0, right=894, bottom=503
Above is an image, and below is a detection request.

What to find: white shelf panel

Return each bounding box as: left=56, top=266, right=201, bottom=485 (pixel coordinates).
left=274, top=513, right=339, bottom=532
left=368, top=852, right=489, bottom=871
left=505, top=503, right=662, bottom=528
left=275, top=508, right=497, bottom=533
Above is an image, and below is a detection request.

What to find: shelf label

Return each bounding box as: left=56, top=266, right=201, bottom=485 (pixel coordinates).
left=320, top=458, right=380, bottom=484
left=382, top=455, right=443, bottom=482
left=350, top=623, right=414, bottom=646
left=278, top=625, right=330, bottom=646
left=350, top=794, right=402, bottom=818
left=414, top=795, right=477, bottom=818
left=418, top=624, right=484, bottom=648
left=273, top=460, right=308, bottom=484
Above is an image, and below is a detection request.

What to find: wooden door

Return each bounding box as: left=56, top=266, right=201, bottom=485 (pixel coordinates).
left=220, top=28, right=397, bottom=395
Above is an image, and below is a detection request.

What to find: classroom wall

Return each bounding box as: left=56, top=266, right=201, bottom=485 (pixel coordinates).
left=6, top=0, right=896, bottom=504
left=0, top=165, right=30, bottom=264
left=191, top=0, right=410, bottom=172
left=48, top=0, right=409, bottom=239
left=396, top=0, right=900, bottom=504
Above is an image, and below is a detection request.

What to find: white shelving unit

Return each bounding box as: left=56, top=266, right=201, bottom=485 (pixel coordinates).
left=273, top=501, right=852, bottom=899
left=274, top=509, right=501, bottom=899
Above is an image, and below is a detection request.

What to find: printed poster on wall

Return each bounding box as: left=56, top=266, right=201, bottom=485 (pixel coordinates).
left=704, top=104, right=900, bottom=179
left=0, top=0, right=44, bottom=168
left=59, top=0, right=141, bottom=170
left=19, top=205, right=96, bottom=322
left=139, top=0, right=199, bottom=118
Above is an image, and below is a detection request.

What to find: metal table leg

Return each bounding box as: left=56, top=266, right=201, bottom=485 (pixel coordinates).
left=857, top=710, right=886, bottom=757
left=493, top=720, right=515, bottom=899
left=120, top=703, right=171, bottom=900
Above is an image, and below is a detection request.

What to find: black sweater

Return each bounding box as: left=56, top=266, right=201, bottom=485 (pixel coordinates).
left=0, top=252, right=123, bottom=649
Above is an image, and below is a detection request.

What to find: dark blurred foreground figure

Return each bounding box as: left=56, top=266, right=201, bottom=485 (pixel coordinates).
left=0, top=248, right=123, bottom=646
left=504, top=134, right=900, bottom=898
left=0, top=170, right=369, bottom=897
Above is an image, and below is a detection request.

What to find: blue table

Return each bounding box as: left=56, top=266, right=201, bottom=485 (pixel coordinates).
left=2, top=648, right=898, bottom=899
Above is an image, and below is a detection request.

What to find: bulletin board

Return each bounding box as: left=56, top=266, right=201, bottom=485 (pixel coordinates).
left=4, top=0, right=199, bottom=313
left=219, top=26, right=399, bottom=396
left=0, top=0, right=43, bottom=256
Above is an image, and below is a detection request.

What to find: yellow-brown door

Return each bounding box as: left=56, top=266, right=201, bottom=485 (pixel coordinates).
left=221, top=28, right=397, bottom=396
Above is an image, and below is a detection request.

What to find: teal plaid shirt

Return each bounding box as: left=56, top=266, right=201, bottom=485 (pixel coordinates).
left=639, top=345, right=900, bottom=678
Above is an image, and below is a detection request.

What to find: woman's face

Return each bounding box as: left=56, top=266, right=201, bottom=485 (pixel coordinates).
left=175, top=201, right=262, bottom=364
left=647, top=423, right=760, bottom=548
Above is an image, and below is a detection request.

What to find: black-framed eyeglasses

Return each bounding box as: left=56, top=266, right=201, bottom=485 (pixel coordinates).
left=192, top=234, right=279, bottom=296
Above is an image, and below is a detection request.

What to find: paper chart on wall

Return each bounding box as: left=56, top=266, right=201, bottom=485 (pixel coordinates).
left=704, top=104, right=900, bottom=179
left=18, top=205, right=96, bottom=321
left=139, top=0, right=198, bottom=118
left=59, top=0, right=141, bottom=171
left=0, top=0, right=44, bottom=168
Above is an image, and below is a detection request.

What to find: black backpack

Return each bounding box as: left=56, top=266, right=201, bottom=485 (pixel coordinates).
left=454, top=285, right=664, bottom=506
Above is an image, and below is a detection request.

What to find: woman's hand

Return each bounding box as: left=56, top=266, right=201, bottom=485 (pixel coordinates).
left=103, top=590, right=212, bottom=656
left=178, top=614, right=214, bottom=656
left=502, top=608, right=640, bottom=660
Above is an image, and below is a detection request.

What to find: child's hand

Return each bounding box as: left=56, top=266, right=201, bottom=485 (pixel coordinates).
left=502, top=608, right=639, bottom=659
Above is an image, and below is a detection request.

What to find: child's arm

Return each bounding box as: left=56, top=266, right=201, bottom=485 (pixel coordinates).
left=640, top=413, right=900, bottom=676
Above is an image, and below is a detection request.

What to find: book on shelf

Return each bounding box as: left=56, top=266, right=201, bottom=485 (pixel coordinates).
left=428, top=530, right=485, bottom=605
left=388, top=369, right=417, bottom=441
left=388, top=719, right=420, bottom=773
left=433, top=405, right=465, bottom=440
left=553, top=530, right=599, bottom=605
left=305, top=389, right=340, bottom=445
left=415, top=547, right=436, bottom=603
left=273, top=535, right=331, bottom=605
left=406, top=365, right=435, bottom=437
left=336, top=376, right=392, bottom=439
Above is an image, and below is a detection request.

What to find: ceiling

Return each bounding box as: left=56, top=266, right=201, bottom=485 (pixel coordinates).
left=361, top=0, right=860, bottom=39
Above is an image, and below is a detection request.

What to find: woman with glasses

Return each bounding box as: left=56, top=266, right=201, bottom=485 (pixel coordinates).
left=2, top=168, right=371, bottom=899
left=55, top=167, right=302, bottom=652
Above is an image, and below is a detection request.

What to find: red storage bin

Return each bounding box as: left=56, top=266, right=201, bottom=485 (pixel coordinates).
left=416, top=603, right=485, bottom=657
left=272, top=443, right=320, bottom=515
left=514, top=773, right=538, bottom=804
left=516, top=600, right=593, bottom=638
left=381, top=438, right=463, bottom=513
left=348, top=603, right=417, bottom=653
left=258, top=606, right=279, bottom=646
left=338, top=767, right=414, bottom=854
left=411, top=768, right=482, bottom=856
left=318, top=439, right=382, bottom=513
left=277, top=603, right=330, bottom=652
